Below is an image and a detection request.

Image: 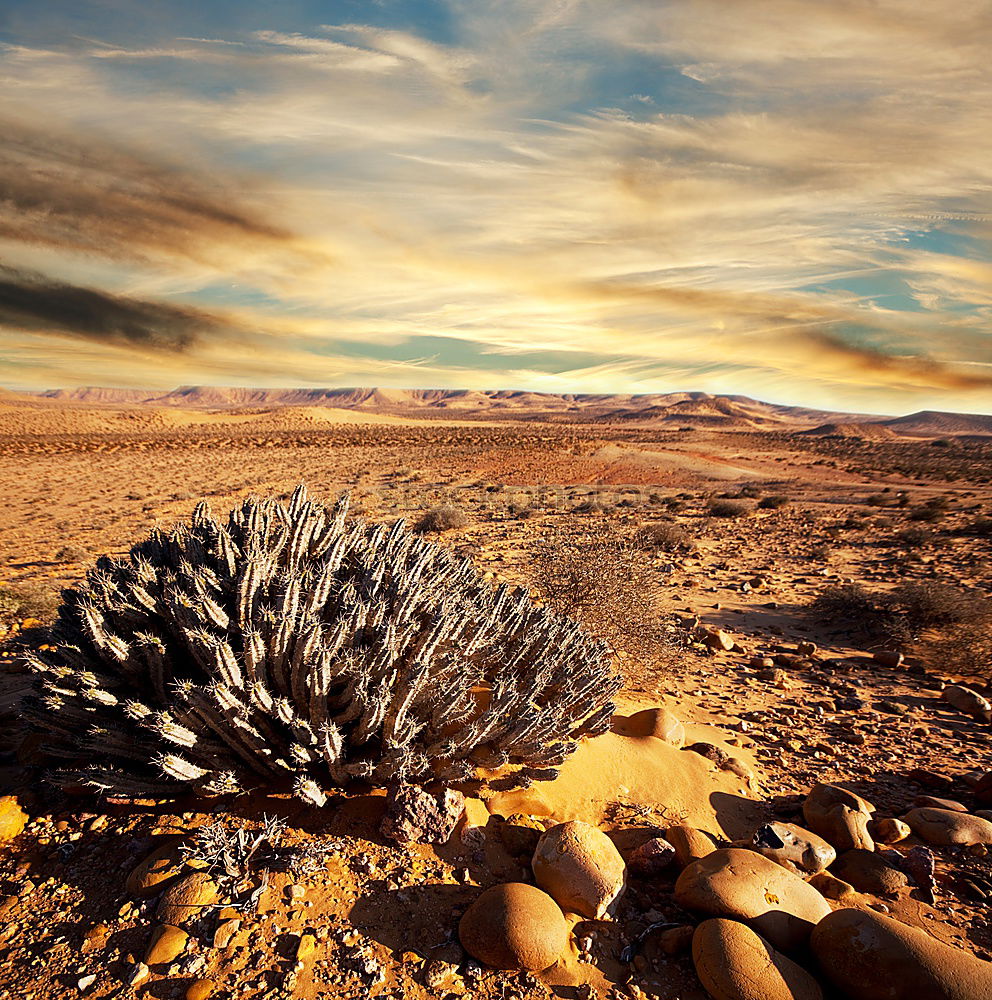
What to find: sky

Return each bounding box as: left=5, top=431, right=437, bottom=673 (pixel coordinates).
left=0, top=0, right=990, bottom=414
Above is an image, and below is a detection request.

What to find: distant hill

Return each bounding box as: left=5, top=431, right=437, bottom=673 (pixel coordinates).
left=798, top=422, right=899, bottom=440
left=8, top=386, right=989, bottom=436
left=879, top=410, right=992, bottom=436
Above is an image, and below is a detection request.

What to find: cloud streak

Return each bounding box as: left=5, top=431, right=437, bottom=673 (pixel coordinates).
left=0, top=2, right=989, bottom=412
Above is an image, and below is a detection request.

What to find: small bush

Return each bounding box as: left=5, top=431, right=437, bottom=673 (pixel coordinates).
left=415, top=504, right=468, bottom=533
left=894, top=525, right=933, bottom=548
left=54, top=544, right=89, bottom=563
left=959, top=517, right=992, bottom=538
left=0, top=582, right=60, bottom=622
left=908, top=505, right=945, bottom=522
left=708, top=499, right=749, bottom=518
left=573, top=499, right=614, bottom=515
left=636, top=522, right=694, bottom=554
left=532, top=522, right=666, bottom=658
left=757, top=495, right=790, bottom=510
left=888, top=582, right=990, bottom=629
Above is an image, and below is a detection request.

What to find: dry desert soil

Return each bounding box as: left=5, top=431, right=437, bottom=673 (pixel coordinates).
left=1, top=388, right=991, bottom=1000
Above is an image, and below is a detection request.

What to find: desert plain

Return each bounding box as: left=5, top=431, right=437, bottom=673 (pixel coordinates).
left=1, top=385, right=991, bottom=1000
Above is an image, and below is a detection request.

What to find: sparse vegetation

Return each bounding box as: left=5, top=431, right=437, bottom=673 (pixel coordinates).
left=532, top=520, right=668, bottom=659
left=757, top=494, right=790, bottom=509
left=636, top=522, right=694, bottom=553
left=888, top=581, right=991, bottom=630
left=22, top=486, right=621, bottom=801
left=0, top=582, right=59, bottom=622
left=707, top=499, right=749, bottom=518
left=414, top=503, right=468, bottom=532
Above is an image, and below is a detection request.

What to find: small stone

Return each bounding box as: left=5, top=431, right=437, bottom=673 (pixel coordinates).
left=873, top=650, right=903, bottom=668
left=612, top=707, right=685, bottom=746
left=212, top=918, right=241, bottom=950
left=627, top=837, right=676, bottom=877
left=76, top=974, right=97, bottom=991
left=185, top=981, right=215, bottom=1000
left=750, top=821, right=836, bottom=874
left=674, top=848, right=830, bottom=951
left=808, top=872, right=857, bottom=901
left=145, top=924, right=188, bottom=966
left=943, top=684, right=992, bottom=722
left=803, top=783, right=874, bottom=851
left=870, top=818, right=911, bottom=844
left=296, top=932, right=317, bottom=962
left=156, top=871, right=219, bottom=926
left=380, top=783, right=466, bottom=845
left=831, top=850, right=908, bottom=896
left=811, top=907, right=992, bottom=1000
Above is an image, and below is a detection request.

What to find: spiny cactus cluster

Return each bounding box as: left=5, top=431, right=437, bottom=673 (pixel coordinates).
left=23, top=485, right=621, bottom=805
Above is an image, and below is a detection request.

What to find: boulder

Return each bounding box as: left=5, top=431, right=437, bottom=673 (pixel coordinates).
left=751, top=821, right=836, bottom=874
left=145, top=924, right=188, bottom=966
left=0, top=797, right=27, bottom=842
left=156, top=872, right=219, bottom=926
left=811, top=907, right=992, bottom=1000
left=943, top=685, right=992, bottom=722
left=808, top=872, right=857, bottom=901
left=627, top=836, right=676, bottom=877
left=870, top=818, right=911, bottom=845
left=667, top=825, right=718, bottom=867
left=914, top=796, right=966, bottom=812
left=532, top=821, right=626, bottom=919
left=498, top=814, right=545, bottom=858
left=692, top=918, right=824, bottom=1000
left=458, top=883, right=568, bottom=971
left=612, top=707, right=685, bottom=746
left=380, top=783, right=465, bottom=845
left=831, top=850, right=908, bottom=896
left=904, top=807, right=992, bottom=846
left=873, top=650, right=904, bottom=668
left=674, top=848, right=831, bottom=952
left=126, top=838, right=207, bottom=898
left=803, top=783, right=874, bottom=851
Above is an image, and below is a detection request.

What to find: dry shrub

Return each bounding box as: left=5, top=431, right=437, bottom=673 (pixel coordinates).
left=757, top=494, right=791, bottom=510
left=636, top=522, right=694, bottom=554
left=0, top=582, right=60, bottom=623
left=708, top=499, right=749, bottom=518
left=414, top=504, right=468, bottom=533
left=888, top=581, right=991, bottom=630
left=531, top=521, right=668, bottom=660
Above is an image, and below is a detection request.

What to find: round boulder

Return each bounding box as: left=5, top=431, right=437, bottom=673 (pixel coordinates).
left=612, top=707, right=685, bottom=746
left=811, top=907, right=992, bottom=1000
left=458, top=883, right=568, bottom=971
left=532, top=821, right=626, bottom=919
left=904, top=807, right=992, bottom=846
left=692, top=918, right=824, bottom=1000
left=156, top=871, right=219, bottom=926
left=667, top=825, right=718, bottom=867
left=830, top=850, right=908, bottom=896
left=674, top=848, right=831, bottom=952
left=803, top=783, right=874, bottom=852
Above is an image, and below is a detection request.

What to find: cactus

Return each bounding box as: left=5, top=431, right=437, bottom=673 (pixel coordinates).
left=22, top=485, right=621, bottom=805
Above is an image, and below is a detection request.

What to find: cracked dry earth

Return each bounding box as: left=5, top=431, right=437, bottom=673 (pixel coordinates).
left=0, top=411, right=991, bottom=999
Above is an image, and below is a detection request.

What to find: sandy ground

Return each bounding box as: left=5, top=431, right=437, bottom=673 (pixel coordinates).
left=0, top=399, right=991, bottom=999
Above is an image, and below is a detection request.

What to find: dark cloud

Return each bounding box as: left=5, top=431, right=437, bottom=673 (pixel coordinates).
left=0, top=267, right=231, bottom=349
left=0, top=116, right=291, bottom=264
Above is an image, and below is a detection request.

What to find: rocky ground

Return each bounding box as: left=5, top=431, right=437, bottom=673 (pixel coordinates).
left=1, top=412, right=991, bottom=999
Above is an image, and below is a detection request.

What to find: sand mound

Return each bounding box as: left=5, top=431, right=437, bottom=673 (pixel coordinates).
left=488, top=708, right=763, bottom=840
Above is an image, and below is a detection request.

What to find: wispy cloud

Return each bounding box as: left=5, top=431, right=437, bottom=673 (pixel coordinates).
left=0, top=2, right=989, bottom=411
